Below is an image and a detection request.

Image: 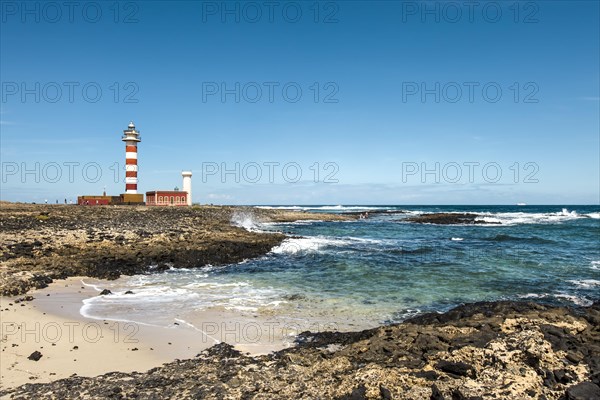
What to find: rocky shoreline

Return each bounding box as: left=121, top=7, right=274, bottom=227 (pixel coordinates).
left=404, top=213, right=490, bottom=225
left=2, top=301, right=598, bottom=399
left=0, top=203, right=352, bottom=296
left=2, top=204, right=599, bottom=399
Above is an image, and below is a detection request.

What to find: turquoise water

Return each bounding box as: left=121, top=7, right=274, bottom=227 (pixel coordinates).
left=82, top=205, right=600, bottom=329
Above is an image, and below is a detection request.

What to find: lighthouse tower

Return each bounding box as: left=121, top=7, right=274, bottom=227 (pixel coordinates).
left=122, top=122, right=141, bottom=193
left=182, top=171, right=192, bottom=206
left=119, top=122, right=144, bottom=204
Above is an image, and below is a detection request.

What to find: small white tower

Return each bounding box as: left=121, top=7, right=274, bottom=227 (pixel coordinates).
left=182, top=171, right=192, bottom=206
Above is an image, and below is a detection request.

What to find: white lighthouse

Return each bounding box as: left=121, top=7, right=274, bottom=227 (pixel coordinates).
left=182, top=171, right=192, bottom=206
left=122, top=122, right=141, bottom=194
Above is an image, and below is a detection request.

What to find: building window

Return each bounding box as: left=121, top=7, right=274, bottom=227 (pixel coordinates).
left=170, top=196, right=174, bottom=204
left=159, top=196, right=163, bottom=203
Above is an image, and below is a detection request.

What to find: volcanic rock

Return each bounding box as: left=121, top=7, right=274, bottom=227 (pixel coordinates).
left=405, top=213, right=489, bottom=225
left=27, top=351, right=42, bottom=361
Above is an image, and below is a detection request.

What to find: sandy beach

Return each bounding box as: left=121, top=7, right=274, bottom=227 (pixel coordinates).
left=1, top=276, right=308, bottom=389
left=1, top=277, right=197, bottom=389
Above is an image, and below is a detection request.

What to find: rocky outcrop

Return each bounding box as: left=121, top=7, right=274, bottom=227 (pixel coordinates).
left=3, top=301, right=598, bottom=399
left=405, top=213, right=489, bottom=225
left=0, top=204, right=352, bottom=296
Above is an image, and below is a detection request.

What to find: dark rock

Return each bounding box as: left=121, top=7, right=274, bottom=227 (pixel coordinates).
left=543, top=369, right=557, bottom=388
left=30, top=274, right=52, bottom=289
left=405, top=213, right=490, bottom=225
left=204, top=342, right=241, bottom=359
left=450, top=389, right=482, bottom=400
left=99, top=289, right=112, bottom=296
left=431, top=384, right=445, bottom=400
left=27, top=351, right=42, bottom=361
left=554, top=369, right=574, bottom=384
left=124, top=291, right=134, bottom=295
left=525, top=388, right=537, bottom=397
left=565, top=382, right=600, bottom=400
left=591, top=373, right=600, bottom=387
left=283, top=293, right=306, bottom=301
left=436, top=360, right=476, bottom=378
left=451, top=389, right=466, bottom=400
left=523, top=351, right=541, bottom=370
left=566, top=351, right=584, bottom=364
left=340, top=385, right=367, bottom=400
left=416, top=371, right=440, bottom=381
left=14, top=295, right=34, bottom=304
left=379, top=384, right=392, bottom=399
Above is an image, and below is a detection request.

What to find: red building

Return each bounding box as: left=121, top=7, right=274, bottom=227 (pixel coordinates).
left=78, top=196, right=113, bottom=206
left=146, top=190, right=188, bottom=206
left=77, top=194, right=145, bottom=206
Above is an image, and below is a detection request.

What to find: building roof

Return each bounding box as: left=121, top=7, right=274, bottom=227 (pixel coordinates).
left=78, top=195, right=115, bottom=199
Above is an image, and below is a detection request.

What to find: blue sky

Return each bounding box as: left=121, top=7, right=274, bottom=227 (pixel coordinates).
left=1, top=0, right=598, bottom=205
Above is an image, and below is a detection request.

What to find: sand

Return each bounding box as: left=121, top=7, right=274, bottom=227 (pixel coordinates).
left=0, top=277, right=291, bottom=389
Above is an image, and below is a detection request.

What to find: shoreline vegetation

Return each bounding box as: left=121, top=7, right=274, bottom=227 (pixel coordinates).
left=1, top=203, right=599, bottom=398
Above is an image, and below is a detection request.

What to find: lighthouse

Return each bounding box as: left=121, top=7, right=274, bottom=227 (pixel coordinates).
left=122, top=122, right=141, bottom=193
left=182, top=171, right=192, bottom=206
left=119, top=122, right=144, bottom=205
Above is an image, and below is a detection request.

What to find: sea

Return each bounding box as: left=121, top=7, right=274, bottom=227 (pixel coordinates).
left=80, top=205, right=600, bottom=333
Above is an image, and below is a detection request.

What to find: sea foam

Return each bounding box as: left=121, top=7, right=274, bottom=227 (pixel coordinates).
left=474, top=208, right=586, bottom=226
left=231, top=211, right=265, bottom=232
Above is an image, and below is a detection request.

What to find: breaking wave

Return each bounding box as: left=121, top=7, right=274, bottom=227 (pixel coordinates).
left=474, top=208, right=591, bottom=226
left=231, top=211, right=264, bottom=232
left=270, top=235, right=390, bottom=255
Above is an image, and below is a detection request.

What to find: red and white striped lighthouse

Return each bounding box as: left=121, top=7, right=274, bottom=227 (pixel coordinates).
left=122, top=122, right=141, bottom=194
